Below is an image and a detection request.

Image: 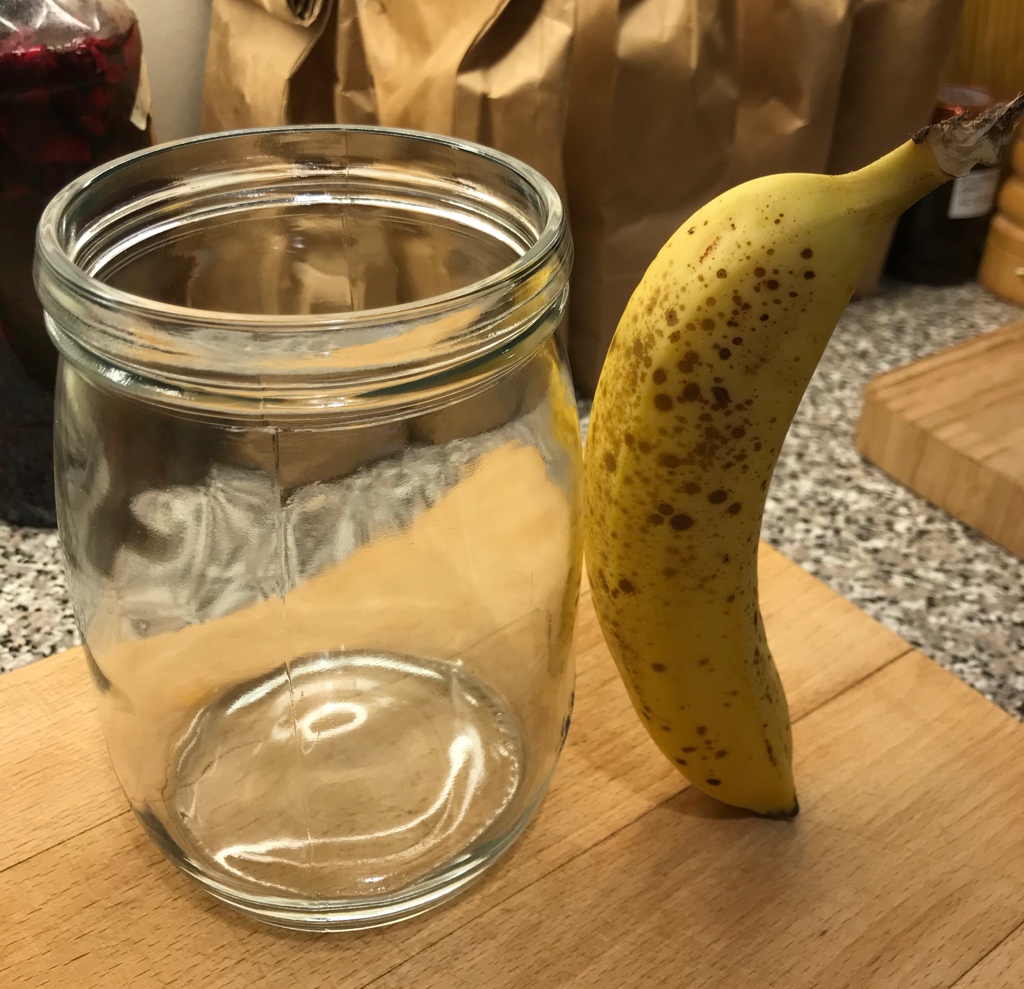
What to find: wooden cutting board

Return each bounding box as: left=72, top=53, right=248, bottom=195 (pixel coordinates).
left=856, top=320, right=1024, bottom=557
left=2, top=544, right=1023, bottom=988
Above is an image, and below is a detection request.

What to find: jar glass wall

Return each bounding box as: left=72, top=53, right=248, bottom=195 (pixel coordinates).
left=35, top=127, right=581, bottom=931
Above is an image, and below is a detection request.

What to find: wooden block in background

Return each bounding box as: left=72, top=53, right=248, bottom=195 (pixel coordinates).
left=979, top=130, right=1024, bottom=306
left=856, top=321, right=1024, bottom=557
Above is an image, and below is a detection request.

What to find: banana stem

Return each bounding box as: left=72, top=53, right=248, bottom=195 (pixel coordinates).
left=841, top=94, right=1024, bottom=224
left=842, top=141, right=949, bottom=221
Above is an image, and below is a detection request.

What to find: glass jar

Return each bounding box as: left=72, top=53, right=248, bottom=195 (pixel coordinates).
left=35, top=126, right=581, bottom=931
left=1, top=0, right=152, bottom=526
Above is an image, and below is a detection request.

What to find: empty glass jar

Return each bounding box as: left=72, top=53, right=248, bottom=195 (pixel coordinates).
left=35, top=127, right=581, bottom=931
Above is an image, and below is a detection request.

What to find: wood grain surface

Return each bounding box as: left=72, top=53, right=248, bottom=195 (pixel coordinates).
left=2, top=544, right=1021, bottom=988
left=980, top=132, right=1024, bottom=306
left=857, top=320, right=1024, bottom=557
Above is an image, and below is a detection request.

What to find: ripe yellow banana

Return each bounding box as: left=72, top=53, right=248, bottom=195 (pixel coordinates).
left=584, top=98, right=1024, bottom=817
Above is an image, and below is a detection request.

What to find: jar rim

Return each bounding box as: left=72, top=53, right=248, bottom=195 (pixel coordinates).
left=35, top=125, right=571, bottom=412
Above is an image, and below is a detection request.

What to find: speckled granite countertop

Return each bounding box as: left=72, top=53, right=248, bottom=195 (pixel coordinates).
left=2, top=280, right=1022, bottom=719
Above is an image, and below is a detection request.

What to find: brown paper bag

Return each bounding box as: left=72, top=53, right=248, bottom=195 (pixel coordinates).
left=353, top=0, right=574, bottom=199
left=830, top=0, right=965, bottom=174
left=201, top=0, right=963, bottom=393
left=829, top=0, right=965, bottom=293
left=200, top=0, right=333, bottom=130
left=332, top=0, right=378, bottom=124
left=563, top=0, right=739, bottom=391
left=565, top=0, right=960, bottom=385
left=729, top=2, right=854, bottom=185
left=726, top=0, right=962, bottom=298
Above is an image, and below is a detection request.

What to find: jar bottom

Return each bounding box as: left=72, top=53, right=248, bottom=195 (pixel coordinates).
left=138, top=650, right=533, bottom=931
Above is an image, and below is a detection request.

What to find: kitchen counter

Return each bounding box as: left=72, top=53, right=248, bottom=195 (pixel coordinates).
left=2, top=280, right=1022, bottom=720
left=6, top=544, right=1024, bottom=988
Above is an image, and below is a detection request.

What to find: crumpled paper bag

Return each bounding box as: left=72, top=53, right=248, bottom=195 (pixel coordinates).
left=201, top=0, right=963, bottom=393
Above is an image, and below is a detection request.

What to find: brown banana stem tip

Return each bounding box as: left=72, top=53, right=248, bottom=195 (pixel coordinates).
left=914, top=93, right=1024, bottom=177
left=759, top=797, right=800, bottom=821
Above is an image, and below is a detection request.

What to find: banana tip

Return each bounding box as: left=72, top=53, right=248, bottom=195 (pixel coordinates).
left=760, top=796, right=800, bottom=821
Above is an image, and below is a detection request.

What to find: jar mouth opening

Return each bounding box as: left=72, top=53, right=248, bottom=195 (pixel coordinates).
left=35, top=125, right=571, bottom=406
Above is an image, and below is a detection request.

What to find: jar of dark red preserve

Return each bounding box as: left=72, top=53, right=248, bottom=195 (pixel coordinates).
left=0, top=0, right=152, bottom=526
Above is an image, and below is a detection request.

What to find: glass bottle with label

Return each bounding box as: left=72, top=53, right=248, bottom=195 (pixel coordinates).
left=885, top=85, right=1001, bottom=286
left=0, top=0, right=152, bottom=526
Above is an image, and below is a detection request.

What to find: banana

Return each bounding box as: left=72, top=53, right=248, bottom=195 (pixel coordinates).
left=583, top=97, right=1024, bottom=817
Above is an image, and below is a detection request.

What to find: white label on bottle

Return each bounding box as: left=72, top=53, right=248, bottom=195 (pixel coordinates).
left=131, top=60, right=152, bottom=132
left=947, top=169, right=1000, bottom=219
